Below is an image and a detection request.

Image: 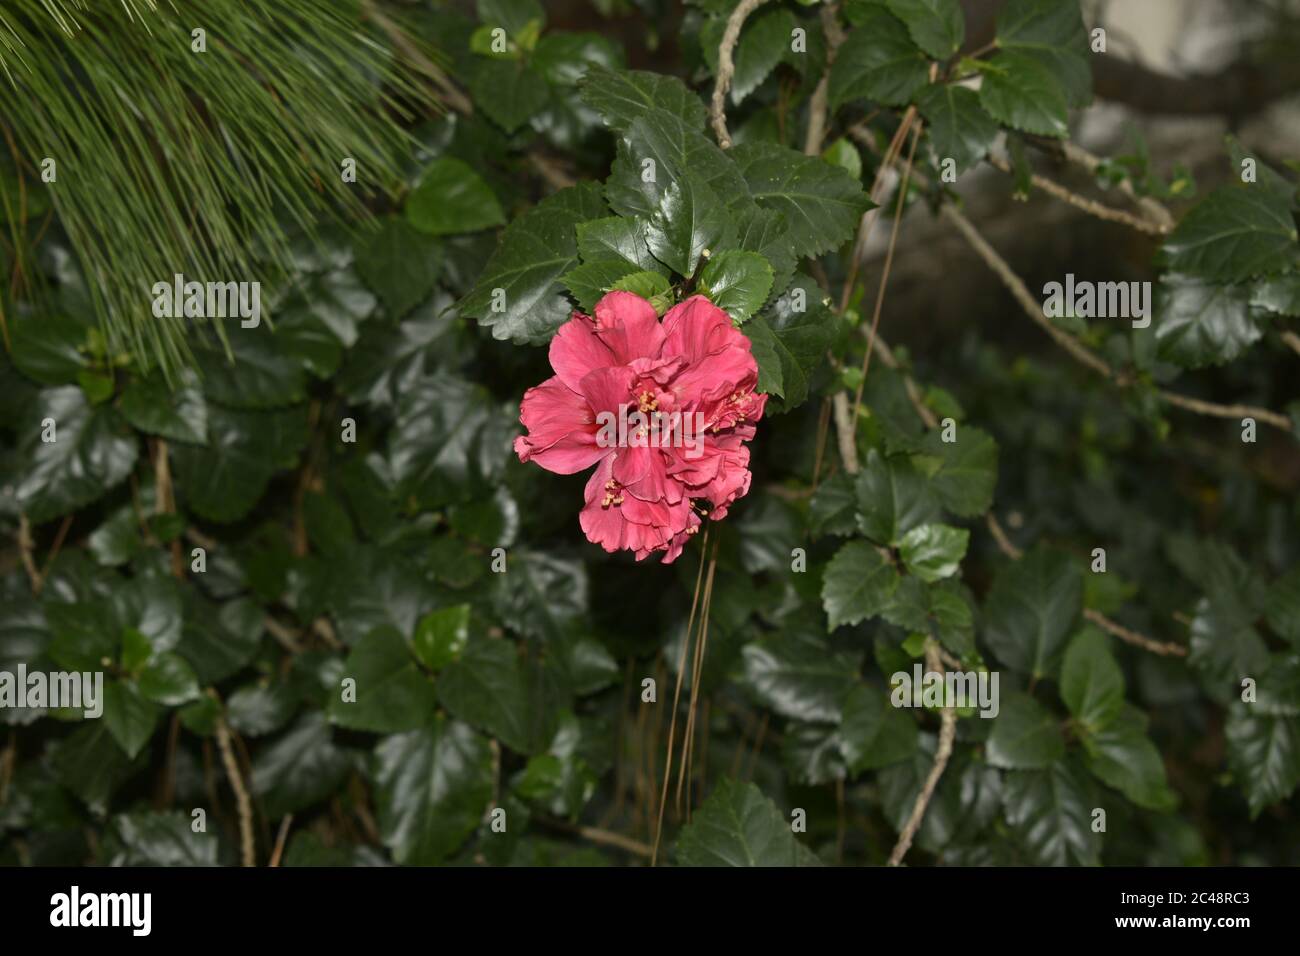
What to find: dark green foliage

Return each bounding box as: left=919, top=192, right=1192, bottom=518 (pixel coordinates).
left=1, top=0, right=1298, bottom=870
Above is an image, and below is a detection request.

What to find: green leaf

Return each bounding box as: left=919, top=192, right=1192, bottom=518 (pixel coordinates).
left=477, top=0, right=545, bottom=34
left=700, top=250, right=774, bottom=323
left=1163, top=185, right=1299, bottom=282
left=643, top=172, right=734, bottom=277
left=809, top=471, right=859, bottom=537
left=436, top=635, right=535, bottom=753
left=830, top=8, right=930, bottom=109
left=176, top=596, right=263, bottom=686
left=822, top=540, right=901, bottom=629
left=87, top=506, right=141, bottom=568
left=747, top=274, right=836, bottom=409
left=898, top=523, right=969, bottom=583
left=471, top=58, right=549, bottom=132
left=1251, top=272, right=1300, bottom=317
left=610, top=270, right=672, bottom=300
left=326, top=546, right=434, bottom=647
left=854, top=449, right=941, bottom=544
left=736, top=496, right=800, bottom=573
left=388, top=375, right=514, bottom=509
left=1002, top=759, right=1099, bottom=865
left=1187, top=599, right=1270, bottom=705
left=194, top=330, right=309, bottom=409
left=355, top=217, right=443, bottom=317
left=839, top=684, right=919, bottom=772
left=978, top=51, right=1069, bottom=138
left=119, top=369, right=208, bottom=444
left=880, top=577, right=976, bottom=657
left=884, top=0, right=964, bottom=59
left=413, top=605, right=471, bottom=672
left=532, top=33, right=623, bottom=87
left=226, top=682, right=298, bottom=738
left=138, top=652, right=202, bottom=706
left=77, top=368, right=114, bottom=404
left=1082, top=704, right=1176, bottom=810
left=49, top=722, right=140, bottom=816
left=492, top=549, right=588, bottom=641
left=1266, top=567, right=1300, bottom=648
left=782, top=722, right=848, bottom=785
left=732, top=141, right=874, bottom=259
left=919, top=425, right=999, bottom=517
left=407, top=157, right=505, bottom=236
left=578, top=64, right=709, bottom=133
left=1060, top=628, right=1124, bottom=732
left=251, top=713, right=349, bottom=819
left=675, top=779, right=819, bottom=866
left=983, top=546, right=1082, bottom=678
left=736, top=205, right=797, bottom=305
left=1153, top=276, right=1261, bottom=369
left=373, top=716, right=494, bottom=865
left=338, top=293, right=460, bottom=408
left=172, top=405, right=309, bottom=523
left=8, top=313, right=90, bottom=386
left=1, top=387, right=138, bottom=524
left=740, top=632, right=860, bottom=723
left=329, top=626, right=438, bottom=733
left=461, top=182, right=608, bottom=343
left=272, top=269, right=377, bottom=377
left=102, top=681, right=161, bottom=760
left=562, top=259, right=641, bottom=312
left=822, top=138, right=863, bottom=180
left=576, top=216, right=665, bottom=273
left=915, top=83, right=998, bottom=172
left=107, top=812, right=218, bottom=866
left=995, top=0, right=1092, bottom=107
left=1225, top=706, right=1300, bottom=817
left=702, top=7, right=798, bottom=104
left=178, top=696, right=220, bottom=736
left=607, top=109, right=752, bottom=220
left=986, top=693, right=1065, bottom=769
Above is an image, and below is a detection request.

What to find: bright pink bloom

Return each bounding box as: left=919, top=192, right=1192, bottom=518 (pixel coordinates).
left=514, top=291, right=766, bottom=563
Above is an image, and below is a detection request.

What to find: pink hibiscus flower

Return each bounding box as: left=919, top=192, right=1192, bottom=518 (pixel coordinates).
left=514, top=291, right=767, bottom=564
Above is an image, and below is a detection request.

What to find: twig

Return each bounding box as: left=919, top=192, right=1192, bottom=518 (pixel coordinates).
left=832, top=392, right=859, bottom=474
left=530, top=151, right=577, bottom=191
left=988, top=152, right=1168, bottom=236
left=985, top=513, right=1024, bottom=560
left=268, top=815, right=293, bottom=867
left=16, top=514, right=41, bottom=594
left=37, top=514, right=73, bottom=583
left=1280, top=330, right=1300, bottom=358
left=802, top=4, right=844, bottom=156
left=214, top=710, right=256, bottom=867
left=840, top=107, right=919, bottom=313
left=0, top=730, right=15, bottom=807
left=538, top=817, right=654, bottom=860
left=651, top=528, right=710, bottom=865
left=853, top=122, right=922, bottom=422
left=941, top=202, right=1116, bottom=378
left=987, top=515, right=1187, bottom=657
left=1083, top=608, right=1188, bottom=657
left=1059, top=141, right=1175, bottom=232
left=710, top=0, right=771, bottom=148
left=362, top=0, right=470, bottom=114
left=676, top=544, right=718, bottom=815
left=312, top=617, right=344, bottom=650
left=887, top=641, right=955, bottom=866
left=873, top=335, right=939, bottom=428
left=1157, top=390, right=1291, bottom=431
left=941, top=202, right=1293, bottom=433
left=262, top=615, right=304, bottom=653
